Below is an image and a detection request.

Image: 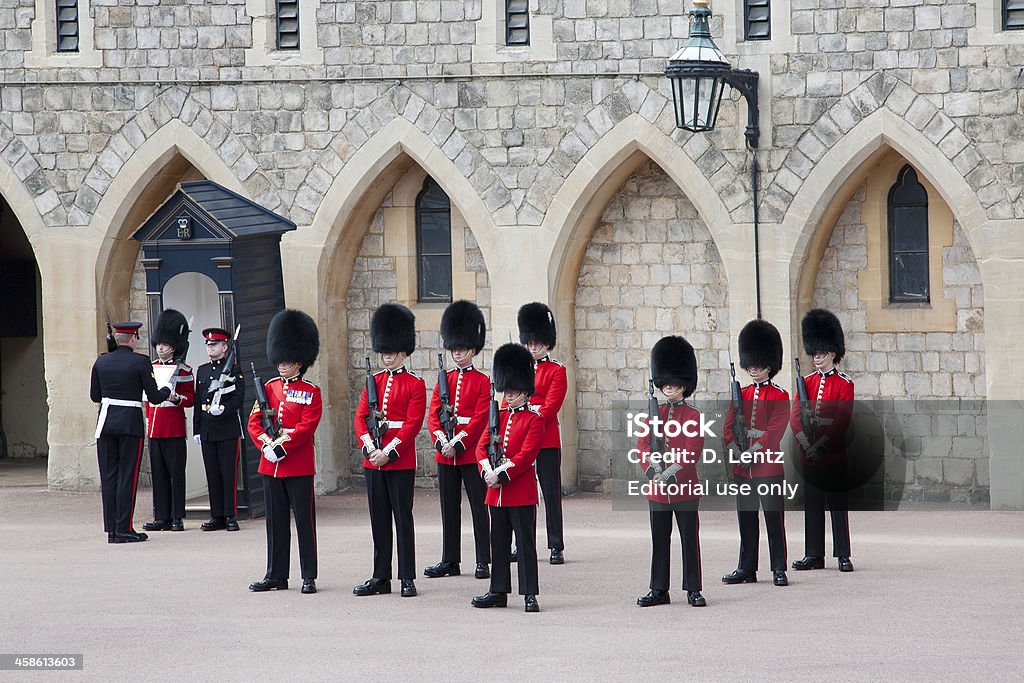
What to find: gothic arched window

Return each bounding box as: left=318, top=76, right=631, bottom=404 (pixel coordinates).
left=887, top=165, right=930, bottom=303
left=415, top=177, right=453, bottom=303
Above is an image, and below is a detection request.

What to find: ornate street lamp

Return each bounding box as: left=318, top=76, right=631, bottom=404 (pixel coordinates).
left=665, top=0, right=761, bottom=148
left=665, top=0, right=764, bottom=317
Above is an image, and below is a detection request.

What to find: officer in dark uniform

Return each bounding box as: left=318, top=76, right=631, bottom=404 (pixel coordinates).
left=90, top=321, right=175, bottom=543
left=193, top=327, right=245, bottom=532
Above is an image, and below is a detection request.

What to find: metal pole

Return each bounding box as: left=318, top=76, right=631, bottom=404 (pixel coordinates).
left=751, top=150, right=762, bottom=320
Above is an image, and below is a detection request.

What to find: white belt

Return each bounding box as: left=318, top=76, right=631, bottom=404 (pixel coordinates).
left=386, top=421, right=404, bottom=430
left=456, top=416, right=472, bottom=425
left=95, top=398, right=143, bottom=439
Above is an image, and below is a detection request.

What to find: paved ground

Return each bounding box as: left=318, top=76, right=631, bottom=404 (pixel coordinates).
left=1, top=467, right=1022, bottom=681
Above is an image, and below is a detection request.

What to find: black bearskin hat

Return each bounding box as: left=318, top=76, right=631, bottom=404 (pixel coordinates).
left=738, top=319, right=784, bottom=378
left=441, top=300, right=486, bottom=353
left=650, top=335, right=698, bottom=397
left=267, top=309, right=320, bottom=370
left=492, top=343, right=535, bottom=396
left=518, top=302, right=557, bottom=348
left=801, top=308, right=845, bottom=364
left=152, top=309, right=189, bottom=351
left=371, top=303, right=416, bottom=355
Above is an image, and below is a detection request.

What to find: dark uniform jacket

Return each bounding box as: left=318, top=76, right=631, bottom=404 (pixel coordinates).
left=90, top=346, right=171, bottom=437
left=193, top=359, right=245, bottom=442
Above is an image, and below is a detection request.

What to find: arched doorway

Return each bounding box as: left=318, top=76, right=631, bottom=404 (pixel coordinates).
left=0, top=196, right=47, bottom=469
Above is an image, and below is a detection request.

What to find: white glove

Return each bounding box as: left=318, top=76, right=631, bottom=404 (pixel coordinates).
left=193, top=435, right=201, bottom=445
left=262, top=445, right=280, bottom=463
left=209, top=404, right=224, bottom=416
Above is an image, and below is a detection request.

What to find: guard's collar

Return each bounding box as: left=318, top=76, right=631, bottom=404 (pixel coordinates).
left=456, top=365, right=474, bottom=373
left=753, top=380, right=771, bottom=388
left=509, top=402, right=530, bottom=413
left=535, top=355, right=551, bottom=364
left=386, top=366, right=406, bottom=376
left=817, top=368, right=837, bottom=377
left=283, top=374, right=302, bottom=384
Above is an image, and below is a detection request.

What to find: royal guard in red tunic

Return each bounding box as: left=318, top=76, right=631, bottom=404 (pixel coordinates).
left=353, top=304, right=427, bottom=599
left=790, top=308, right=856, bottom=573
left=423, top=301, right=492, bottom=581
left=247, top=309, right=323, bottom=595
left=142, top=309, right=195, bottom=533
left=91, top=321, right=175, bottom=544
left=517, top=302, right=568, bottom=565
left=472, top=343, right=545, bottom=613
left=636, top=336, right=706, bottom=608
left=193, top=327, right=245, bottom=532
left=722, top=319, right=790, bottom=588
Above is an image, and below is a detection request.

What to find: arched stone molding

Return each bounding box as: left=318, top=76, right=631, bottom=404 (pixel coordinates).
left=783, top=107, right=1023, bottom=508
left=543, top=114, right=740, bottom=491
left=0, top=121, right=62, bottom=230
left=299, top=116, right=501, bottom=490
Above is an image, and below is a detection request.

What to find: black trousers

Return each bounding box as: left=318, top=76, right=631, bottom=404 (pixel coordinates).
left=150, top=437, right=186, bottom=521
left=97, top=435, right=144, bottom=533
left=803, top=472, right=851, bottom=557
left=263, top=475, right=317, bottom=580
left=536, top=448, right=565, bottom=551
left=202, top=438, right=240, bottom=519
left=649, top=500, right=702, bottom=592
left=489, top=505, right=539, bottom=595
left=735, top=474, right=788, bottom=572
left=437, top=461, right=490, bottom=564
left=365, top=468, right=416, bottom=580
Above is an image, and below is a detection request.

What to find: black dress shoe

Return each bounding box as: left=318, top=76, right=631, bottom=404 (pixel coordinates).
left=107, top=532, right=116, bottom=544
left=352, top=578, right=391, bottom=596
left=401, top=580, right=417, bottom=597
left=687, top=591, right=707, bottom=607
left=423, top=561, right=460, bottom=578
left=510, top=549, right=518, bottom=563
left=170, top=519, right=184, bottom=532
left=773, top=571, right=789, bottom=586
left=201, top=518, right=226, bottom=532
left=471, top=592, right=508, bottom=608
left=225, top=517, right=240, bottom=532
left=792, top=556, right=825, bottom=570
left=549, top=550, right=564, bottom=565
left=722, top=569, right=757, bottom=584
left=637, top=590, right=670, bottom=607
left=301, top=579, right=317, bottom=594
left=838, top=556, right=854, bottom=572
left=113, top=531, right=149, bottom=543
left=524, top=595, right=540, bottom=613
left=474, top=563, right=490, bottom=579
left=249, top=578, right=288, bottom=592
left=143, top=520, right=171, bottom=531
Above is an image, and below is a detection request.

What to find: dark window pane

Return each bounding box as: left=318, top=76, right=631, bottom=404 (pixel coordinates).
left=416, top=177, right=452, bottom=303
left=277, top=0, right=300, bottom=50
left=891, top=253, right=930, bottom=302
left=506, top=0, right=530, bottom=45
left=744, top=0, right=771, bottom=41
left=890, top=207, right=928, bottom=251
left=56, top=0, right=79, bottom=53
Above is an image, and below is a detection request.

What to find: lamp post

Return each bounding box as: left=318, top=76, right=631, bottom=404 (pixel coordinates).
left=665, top=0, right=763, bottom=317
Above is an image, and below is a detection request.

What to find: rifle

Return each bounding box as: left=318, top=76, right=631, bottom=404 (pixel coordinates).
left=364, top=357, right=386, bottom=451
left=208, top=325, right=241, bottom=413
left=105, top=319, right=117, bottom=353
left=729, top=354, right=750, bottom=452
left=486, top=383, right=503, bottom=471
left=437, top=353, right=457, bottom=443
left=645, top=378, right=664, bottom=477
left=166, top=316, right=193, bottom=392
left=794, top=358, right=815, bottom=444
left=251, top=362, right=282, bottom=443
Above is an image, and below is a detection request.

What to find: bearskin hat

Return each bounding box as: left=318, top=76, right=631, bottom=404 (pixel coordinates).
left=371, top=303, right=416, bottom=355
left=267, top=309, right=320, bottom=370
left=152, top=309, right=189, bottom=351
left=492, top=343, right=535, bottom=396
left=801, top=308, right=845, bottom=364
left=650, top=335, right=698, bottom=397
left=441, top=300, right=486, bottom=353
left=517, top=302, right=557, bottom=348
left=738, top=319, right=784, bottom=378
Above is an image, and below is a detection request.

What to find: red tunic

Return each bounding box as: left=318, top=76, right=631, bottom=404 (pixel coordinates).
left=354, top=367, right=427, bottom=471
left=427, top=365, right=490, bottom=466
left=636, top=402, right=705, bottom=503
left=144, top=359, right=195, bottom=438
left=247, top=376, right=322, bottom=478
left=476, top=404, right=544, bottom=507
left=530, top=356, right=567, bottom=449
left=789, top=368, right=855, bottom=465
left=723, top=380, right=790, bottom=478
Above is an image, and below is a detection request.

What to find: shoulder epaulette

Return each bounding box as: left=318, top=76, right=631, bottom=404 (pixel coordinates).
left=837, top=371, right=854, bottom=383
left=407, top=370, right=422, bottom=380
left=268, top=376, right=284, bottom=385
left=527, top=404, right=543, bottom=417
left=302, top=379, right=320, bottom=389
